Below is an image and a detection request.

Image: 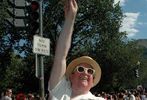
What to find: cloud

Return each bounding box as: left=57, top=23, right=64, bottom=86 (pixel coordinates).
left=138, top=22, right=147, bottom=25
left=120, top=12, right=140, bottom=38
left=114, top=0, right=127, bottom=6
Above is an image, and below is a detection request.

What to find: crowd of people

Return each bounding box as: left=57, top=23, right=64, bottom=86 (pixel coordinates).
left=0, top=88, right=147, bottom=100
left=0, top=88, right=40, bottom=100
left=94, top=88, right=147, bottom=100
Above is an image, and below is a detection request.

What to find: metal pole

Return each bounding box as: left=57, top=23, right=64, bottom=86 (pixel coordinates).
left=38, top=55, right=44, bottom=100
left=40, top=0, right=43, bottom=37
left=39, top=0, right=45, bottom=99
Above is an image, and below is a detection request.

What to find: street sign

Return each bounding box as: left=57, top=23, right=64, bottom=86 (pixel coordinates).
left=33, top=35, right=50, bottom=56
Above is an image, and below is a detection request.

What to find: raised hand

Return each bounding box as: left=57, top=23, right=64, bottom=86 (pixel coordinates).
left=64, top=0, right=78, bottom=20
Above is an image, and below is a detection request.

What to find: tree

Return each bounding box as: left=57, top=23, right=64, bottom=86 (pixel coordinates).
left=49, top=0, right=145, bottom=91
left=0, top=0, right=13, bottom=89
left=0, top=53, right=39, bottom=93
left=37, top=0, right=146, bottom=91
left=0, top=53, right=25, bottom=92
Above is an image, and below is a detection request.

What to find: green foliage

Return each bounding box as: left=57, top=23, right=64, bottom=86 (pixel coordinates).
left=0, top=54, right=24, bottom=92
left=0, top=53, right=39, bottom=93
left=0, top=0, right=8, bottom=37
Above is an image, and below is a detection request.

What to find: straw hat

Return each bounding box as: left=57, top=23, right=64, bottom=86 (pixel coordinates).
left=65, top=56, right=101, bottom=87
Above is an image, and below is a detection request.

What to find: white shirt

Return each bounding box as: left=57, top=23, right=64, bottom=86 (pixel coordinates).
left=49, top=76, right=104, bottom=100
left=1, top=96, right=12, bottom=100
left=129, top=94, right=136, bottom=100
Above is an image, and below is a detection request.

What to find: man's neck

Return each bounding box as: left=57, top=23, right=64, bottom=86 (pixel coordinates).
left=71, top=89, right=89, bottom=98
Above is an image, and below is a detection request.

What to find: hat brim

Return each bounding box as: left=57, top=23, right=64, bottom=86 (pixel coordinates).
left=65, top=56, right=101, bottom=87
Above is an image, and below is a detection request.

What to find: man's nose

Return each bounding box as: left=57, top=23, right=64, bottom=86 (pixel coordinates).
left=83, top=69, right=89, bottom=74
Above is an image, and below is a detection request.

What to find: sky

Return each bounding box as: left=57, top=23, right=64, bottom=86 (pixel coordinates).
left=114, top=0, right=147, bottom=40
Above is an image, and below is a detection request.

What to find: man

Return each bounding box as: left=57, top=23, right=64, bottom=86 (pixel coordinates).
left=1, top=88, right=12, bottom=100
left=48, top=0, right=104, bottom=99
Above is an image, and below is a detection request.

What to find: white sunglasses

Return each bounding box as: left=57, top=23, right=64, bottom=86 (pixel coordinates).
left=74, top=66, right=95, bottom=75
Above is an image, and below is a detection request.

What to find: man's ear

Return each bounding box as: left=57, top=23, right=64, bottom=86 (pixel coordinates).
left=69, top=74, right=73, bottom=86
left=69, top=73, right=73, bottom=80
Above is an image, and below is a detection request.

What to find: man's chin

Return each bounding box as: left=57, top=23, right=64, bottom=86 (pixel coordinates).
left=79, top=81, right=89, bottom=87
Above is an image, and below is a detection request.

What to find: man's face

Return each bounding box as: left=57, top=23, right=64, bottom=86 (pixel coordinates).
left=69, top=63, right=95, bottom=92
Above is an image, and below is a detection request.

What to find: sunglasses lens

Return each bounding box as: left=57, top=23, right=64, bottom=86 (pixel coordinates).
left=87, top=69, right=94, bottom=75
left=77, top=66, right=84, bottom=72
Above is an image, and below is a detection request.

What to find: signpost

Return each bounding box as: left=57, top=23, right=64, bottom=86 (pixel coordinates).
left=33, top=35, right=50, bottom=56
left=33, top=35, right=50, bottom=85
left=32, top=0, right=47, bottom=100
left=33, top=35, right=50, bottom=78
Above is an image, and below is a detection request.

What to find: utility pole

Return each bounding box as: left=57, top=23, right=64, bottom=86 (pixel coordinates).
left=30, top=0, right=45, bottom=99
left=25, top=0, right=45, bottom=99
left=135, top=61, right=140, bottom=86
left=38, top=0, right=45, bottom=99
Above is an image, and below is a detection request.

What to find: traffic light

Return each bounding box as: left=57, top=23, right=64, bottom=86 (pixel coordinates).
left=6, top=0, right=26, bottom=29
left=135, top=69, right=139, bottom=78
left=25, top=0, right=40, bottom=35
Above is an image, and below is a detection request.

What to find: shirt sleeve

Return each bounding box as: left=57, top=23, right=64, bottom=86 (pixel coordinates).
left=48, top=76, right=71, bottom=100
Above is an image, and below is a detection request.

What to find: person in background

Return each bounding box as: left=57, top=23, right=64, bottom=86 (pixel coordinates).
left=1, top=88, right=12, bottom=100
left=128, top=90, right=135, bottom=100
left=27, top=93, right=34, bottom=100
left=16, top=93, right=26, bottom=100
left=48, top=0, right=104, bottom=99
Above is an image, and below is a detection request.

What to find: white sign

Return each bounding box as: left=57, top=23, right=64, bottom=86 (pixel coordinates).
left=33, top=35, right=50, bottom=56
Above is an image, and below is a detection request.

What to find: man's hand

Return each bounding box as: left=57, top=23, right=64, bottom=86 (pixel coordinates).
left=64, top=0, right=78, bottom=20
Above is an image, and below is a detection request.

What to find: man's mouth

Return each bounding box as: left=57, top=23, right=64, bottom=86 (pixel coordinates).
left=79, top=76, right=88, bottom=80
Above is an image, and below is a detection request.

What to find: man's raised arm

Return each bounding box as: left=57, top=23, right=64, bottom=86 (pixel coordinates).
left=49, top=0, right=78, bottom=90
